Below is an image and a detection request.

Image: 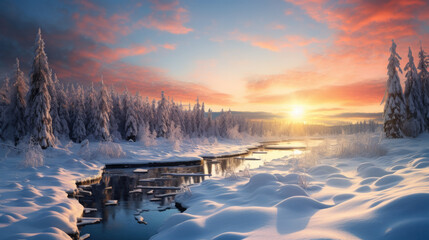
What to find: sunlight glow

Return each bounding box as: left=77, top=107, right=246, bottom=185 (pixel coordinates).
left=290, top=105, right=305, bottom=119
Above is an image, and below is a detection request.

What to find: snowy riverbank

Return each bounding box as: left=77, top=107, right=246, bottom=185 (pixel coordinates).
left=153, top=133, right=429, bottom=240
left=0, top=137, right=261, bottom=239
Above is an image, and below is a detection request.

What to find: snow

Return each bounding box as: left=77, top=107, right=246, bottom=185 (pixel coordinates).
left=98, top=137, right=259, bottom=165
left=153, top=133, right=429, bottom=240
left=0, top=145, right=101, bottom=239
left=0, top=136, right=263, bottom=239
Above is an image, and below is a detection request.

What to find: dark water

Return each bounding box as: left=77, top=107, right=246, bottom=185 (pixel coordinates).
left=77, top=142, right=311, bottom=240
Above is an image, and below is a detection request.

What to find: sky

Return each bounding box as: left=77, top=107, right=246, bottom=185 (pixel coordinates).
left=1, top=0, right=429, bottom=124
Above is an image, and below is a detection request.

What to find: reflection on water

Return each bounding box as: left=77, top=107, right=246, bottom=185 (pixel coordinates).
left=78, top=140, right=316, bottom=240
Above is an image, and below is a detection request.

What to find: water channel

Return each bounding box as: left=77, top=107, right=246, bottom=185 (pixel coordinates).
left=77, top=140, right=315, bottom=239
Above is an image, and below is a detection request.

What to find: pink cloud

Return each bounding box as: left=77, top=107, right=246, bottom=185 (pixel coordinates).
left=232, top=31, right=322, bottom=51
left=162, top=43, right=177, bottom=50
left=138, top=1, right=193, bottom=34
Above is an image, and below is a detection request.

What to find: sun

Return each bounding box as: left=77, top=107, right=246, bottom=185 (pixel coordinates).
left=290, top=105, right=305, bottom=119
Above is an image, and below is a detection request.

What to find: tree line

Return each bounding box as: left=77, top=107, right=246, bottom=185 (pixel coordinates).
left=383, top=40, right=429, bottom=138
left=0, top=29, right=251, bottom=148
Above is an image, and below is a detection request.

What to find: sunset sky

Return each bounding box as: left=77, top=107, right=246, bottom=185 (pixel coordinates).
left=1, top=0, right=429, bottom=124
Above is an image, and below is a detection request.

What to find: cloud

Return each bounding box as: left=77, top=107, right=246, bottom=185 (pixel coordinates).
left=246, top=70, right=328, bottom=92
left=247, top=80, right=385, bottom=106
left=162, top=43, right=177, bottom=50
left=286, top=0, right=429, bottom=74
left=0, top=0, right=230, bottom=106
left=138, top=0, right=193, bottom=34
left=328, top=112, right=382, bottom=119
left=73, top=2, right=131, bottom=44
left=231, top=31, right=322, bottom=52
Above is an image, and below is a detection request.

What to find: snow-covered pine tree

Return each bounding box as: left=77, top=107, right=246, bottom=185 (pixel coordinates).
left=56, top=82, right=70, bottom=138
left=403, top=47, right=425, bottom=137
left=383, top=40, right=406, bottom=138
left=206, top=108, right=214, bottom=136
left=417, top=43, right=429, bottom=128
left=110, top=86, right=124, bottom=139
left=0, top=76, right=11, bottom=140
left=156, top=91, right=170, bottom=138
left=199, top=102, right=206, bottom=136
left=49, top=72, right=61, bottom=138
left=26, top=28, right=55, bottom=148
left=134, top=92, right=145, bottom=133
left=67, top=83, right=77, bottom=129
left=123, top=89, right=138, bottom=141
left=7, top=58, right=29, bottom=144
left=93, top=79, right=111, bottom=141
left=85, top=82, right=98, bottom=138
left=150, top=99, right=156, bottom=133
left=72, top=86, right=86, bottom=143
left=49, top=73, right=70, bottom=139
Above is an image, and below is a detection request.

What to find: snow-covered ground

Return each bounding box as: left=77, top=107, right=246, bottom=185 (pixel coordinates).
left=0, top=137, right=260, bottom=239
left=153, top=133, right=429, bottom=240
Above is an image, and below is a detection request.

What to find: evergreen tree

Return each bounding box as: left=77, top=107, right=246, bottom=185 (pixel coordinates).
left=110, top=87, right=124, bottom=139
left=8, top=58, right=29, bottom=144
left=123, top=89, right=138, bottom=141
left=56, top=82, right=70, bottom=138
left=417, top=43, right=429, bottom=127
left=383, top=40, right=406, bottom=138
left=156, top=91, right=170, bottom=137
left=0, top=76, right=10, bottom=140
left=93, top=79, right=111, bottom=140
left=85, top=83, right=98, bottom=138
left=26, top=28, right=55, bottom=148
left=71, top=86, right=86, bottom=143
left=403, top=47, right=425, bottom=136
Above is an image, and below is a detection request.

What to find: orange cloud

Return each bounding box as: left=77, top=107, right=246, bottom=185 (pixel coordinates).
left=286, top=0, right=429, bottom=74
left=247, top=80, right=385, bottom=106
left=162, top=43, right=177, bottom=50
left=247, top=70, right=329, bottom=92
left=232, top=31, right=322, bottom=52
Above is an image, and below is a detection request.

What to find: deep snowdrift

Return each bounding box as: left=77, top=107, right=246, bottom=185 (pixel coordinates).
left=153, top=134, right=429, bottom=240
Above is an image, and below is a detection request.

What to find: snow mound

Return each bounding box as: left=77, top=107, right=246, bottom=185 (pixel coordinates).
left=358, top=166, right=392, bottom=178
left=354, top=185, right=371, bottom=192
left=242, top=173, right=279, bottom=192
left=333, top=193, right=355, bottom=204
left=326, top=177, right=353, bottom=188
left=275, top=196, right=332, bottom=212
left=276, top=184, right=308, bottom=199
left=308, top=165, right=340, bottom=176
left=373, top=174, right=404, bottom=187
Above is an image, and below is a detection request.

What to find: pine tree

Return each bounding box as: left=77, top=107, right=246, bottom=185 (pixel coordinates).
left=123, top=89, right=138, bottom=141
left=72, top=86, right=86, bottom=143
left=383, top=40, right=406, bottom=138
left=417, top=43, right=429, bottom=128
left=8, top=58, right=29, bottom=144
left=26, top=28, right=55, bottom=148
left=0, top=76, right=11, bottom=140
left=85, top=83, right=98, bottom=138
left=156, top=91, right=170, bottom=138
left=93, top=79, right=111, bottom=141
left=56, top=82, right=70, bottom=138
left=403, top=47, right=425, bottom=136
